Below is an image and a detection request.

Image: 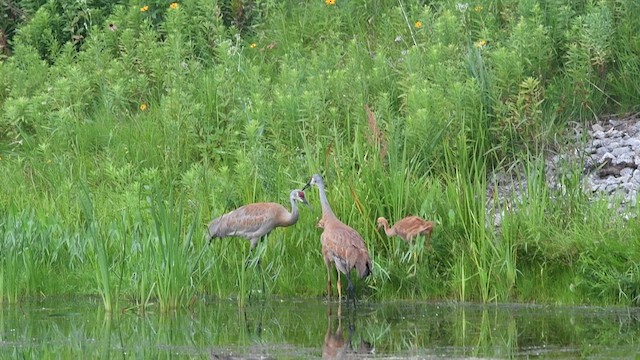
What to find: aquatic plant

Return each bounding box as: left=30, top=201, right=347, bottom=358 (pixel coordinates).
left=0, top=0, right=639, bottom=306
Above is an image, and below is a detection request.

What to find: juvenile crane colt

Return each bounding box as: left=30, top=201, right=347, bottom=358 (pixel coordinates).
left=376, top=216, right=434, bottom=244
left=377, top=215, right=435, bottom=275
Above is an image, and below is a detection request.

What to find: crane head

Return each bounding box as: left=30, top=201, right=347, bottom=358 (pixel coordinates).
left=291, top=189, right=310, bottom=207
left=376, top=217, right=387, bottom=228
left=302, top=173, right=323, bottom=191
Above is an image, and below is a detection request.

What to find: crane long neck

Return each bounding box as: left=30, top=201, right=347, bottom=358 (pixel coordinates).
left=317, top=181, right=338, bottom=222
left=284, top=197, right=300, bottom=226
left=384, top=222, right=396, bottom=236
left=382, top=220, right=395, bottom=236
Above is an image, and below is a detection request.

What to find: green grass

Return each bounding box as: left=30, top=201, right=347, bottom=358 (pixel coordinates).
left=1, top=0, right=640, bottom=309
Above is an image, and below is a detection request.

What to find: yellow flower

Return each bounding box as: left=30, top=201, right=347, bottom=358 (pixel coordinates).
left=250, top=43, right=257, bottom=49
left=325, top=0, right=335, bottom=5
left=140, top=5, right=149, bottom=12
left=414, top=20, right=423, bottom=29
left=474, top=5, right=483, bottom=12
left=474, top=39, right=487, bottom=48
left=140, top=103, right=148, bottom=111
left=169, top=2, right=178, bottom=9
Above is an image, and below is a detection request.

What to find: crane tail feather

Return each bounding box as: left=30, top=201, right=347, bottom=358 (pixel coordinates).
left=356, top=257, right=372, bottom=279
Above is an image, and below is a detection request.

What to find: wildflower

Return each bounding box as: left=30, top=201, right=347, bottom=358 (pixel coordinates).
left=414, top=21, right=423, bottom=29
left=456, top=2, right=468, bottom=12
left=474, top=39, right=487, bottom=48
left=140, top=103, right=148, bottom=111
left=250, top=43, right=257, bottom=49
left=474, top=5, right=483, bottom=12
left=169, top=2, right=179, bottom=9
left=140, top=5, right=149, bottom=12
left=325, top=0, right=335, bottom=5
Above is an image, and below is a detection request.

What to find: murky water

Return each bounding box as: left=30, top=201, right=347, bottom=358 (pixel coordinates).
left=1, top=297, right=639, bottom=359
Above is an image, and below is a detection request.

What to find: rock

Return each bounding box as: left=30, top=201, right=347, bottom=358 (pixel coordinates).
left=593, top=130, right=606, bottom=139
left=600, top=152, right=615, bottom=162
left=620, top=167, right=634, bottom=178
left=596, top=146, right=609, bottom=156
left=613, top=154, right=635, bottom=167
left=487, top=113, right=640, bottom=228
left=612, top=146, right=632, bottom=157
left=606, top=141, right=620, bottom=151
left=627, top=138, right=640, bottom=150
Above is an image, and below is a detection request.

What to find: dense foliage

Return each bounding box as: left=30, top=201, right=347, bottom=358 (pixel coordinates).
left=1, top=0, right=639, bottom=310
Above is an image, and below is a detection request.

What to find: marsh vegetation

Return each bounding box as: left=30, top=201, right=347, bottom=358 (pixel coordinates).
left=1, top=0, right=640, bottom=310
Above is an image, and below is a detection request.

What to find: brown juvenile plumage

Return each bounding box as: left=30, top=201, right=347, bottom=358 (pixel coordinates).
left=207, top=189, right=308, bottom=250
left=304, top=174, right=372, bottom=301
left=377, top=215, right=434, bottom=244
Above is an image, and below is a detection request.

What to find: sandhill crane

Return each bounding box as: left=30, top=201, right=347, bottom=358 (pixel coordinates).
left=376, top=216, right=434, bottom=245
left=323, top=303, right=373, bottom=359
left=377, top=215, right=434, bottom=275
left=303, top=174, right=371, bottom=302
left=323, top=304, right=348, bottom=360
left=207, top=189, right=309, bottom=264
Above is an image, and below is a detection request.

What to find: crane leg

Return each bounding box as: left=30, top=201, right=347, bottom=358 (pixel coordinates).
left=245, top=240, right=256, bottom=270
left=346, top=274, right=356, bottom=309
left=324, top=258, right=333, bottom=299
left=337, top=270, right=342, bottom=302
left=245, top=237, right=264, bottom=269
left=245, top=237, right=266, bottom=298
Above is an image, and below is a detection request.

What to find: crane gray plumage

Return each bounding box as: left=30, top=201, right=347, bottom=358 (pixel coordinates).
left=208, top=189, right=308, bottom=250
left=303, top=174, right=372, bottom=301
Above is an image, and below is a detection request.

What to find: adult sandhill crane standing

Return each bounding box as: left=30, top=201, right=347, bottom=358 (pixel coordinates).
left=207, top=189, right=309, bottom=266
left=303, top=174, right=371, bottom=302
left=377, top=215, right=435, bottom=275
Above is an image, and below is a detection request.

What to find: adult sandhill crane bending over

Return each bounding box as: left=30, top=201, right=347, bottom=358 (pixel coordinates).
left=376, top=216, right=434, bottom=245
left=207, top=189, right=309, bottom=263
left=303, top=174, right=372, bottom=302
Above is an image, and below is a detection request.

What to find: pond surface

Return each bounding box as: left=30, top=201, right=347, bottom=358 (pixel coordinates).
left=1, top=297, right=639, bottom=359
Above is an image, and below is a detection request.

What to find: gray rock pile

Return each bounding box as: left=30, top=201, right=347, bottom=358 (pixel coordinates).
left=583, top=113, right=640, bottom=202
left=487, top=112, right=640, bottom=227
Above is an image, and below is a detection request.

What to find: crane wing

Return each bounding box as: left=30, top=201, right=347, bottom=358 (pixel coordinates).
left=208, top=203, right=284, bottom=239
left=321, top=224, right=372, bottom=279
left=395, top=216, right=434, bottom=240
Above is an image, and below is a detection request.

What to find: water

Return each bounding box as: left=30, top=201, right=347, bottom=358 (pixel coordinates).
left=1, top=297, right=639, bottom=359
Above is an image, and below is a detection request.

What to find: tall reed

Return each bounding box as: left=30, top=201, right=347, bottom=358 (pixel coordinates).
left=1, top=0, right=640, bottom=306
left=80, top=187, right=115, bottom=313
left=147, top=185, right=202, bottom=312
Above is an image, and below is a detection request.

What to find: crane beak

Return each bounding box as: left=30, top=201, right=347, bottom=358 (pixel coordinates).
left=302, top=197, right=311, bottom=208
left=302, top=180, right=311, bottom=191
